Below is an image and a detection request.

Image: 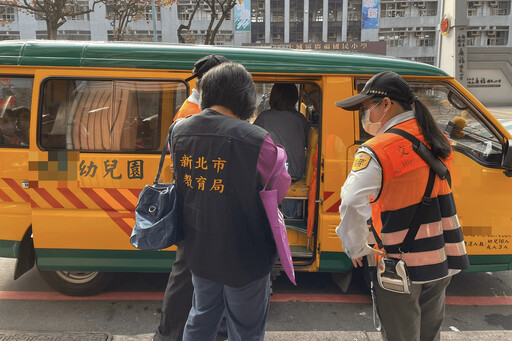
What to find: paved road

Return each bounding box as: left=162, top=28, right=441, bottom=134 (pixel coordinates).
left=1, top=258, right=511, bottom=340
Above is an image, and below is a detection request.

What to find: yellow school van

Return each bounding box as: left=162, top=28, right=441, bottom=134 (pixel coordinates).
left=0, top=40, right=511, bottom=295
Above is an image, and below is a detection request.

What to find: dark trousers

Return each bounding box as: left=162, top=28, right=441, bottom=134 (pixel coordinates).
left=183, top=272, right=270, bottom=341
left=374, top=276, right=452, bottom=341
left=154, top=244, right=194, bottom=341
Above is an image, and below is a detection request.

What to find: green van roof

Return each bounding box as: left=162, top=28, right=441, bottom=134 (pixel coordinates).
left=0, top=40, right=449, bottom=77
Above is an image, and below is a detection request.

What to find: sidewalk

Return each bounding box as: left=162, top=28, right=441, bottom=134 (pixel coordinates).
left=1, top=330, right=511, bottom=340
left=113, top=330, right=512, bottom=341
left=112, top=330, right=512, bottom=340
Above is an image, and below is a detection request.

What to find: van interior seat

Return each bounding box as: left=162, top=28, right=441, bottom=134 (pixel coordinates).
left=72, top=85, right=138, bottom=150
left=286, top=126, right=318, bottom=197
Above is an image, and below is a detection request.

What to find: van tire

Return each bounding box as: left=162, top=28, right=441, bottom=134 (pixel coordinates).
left=38, top=270, right=114, bottom=296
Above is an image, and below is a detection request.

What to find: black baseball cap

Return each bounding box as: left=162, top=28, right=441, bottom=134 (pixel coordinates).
left=335, top=71, right=414, bottom=111
left=185, top=55, right=230, bottom=82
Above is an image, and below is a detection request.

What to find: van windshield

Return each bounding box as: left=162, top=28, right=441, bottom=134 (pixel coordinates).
left=356, top=80, right=503, bottom=167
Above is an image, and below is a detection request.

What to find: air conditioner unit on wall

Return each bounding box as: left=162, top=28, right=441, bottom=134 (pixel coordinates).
left=416, top=2, right=426, bottom=8
left=488, top=31, right=496, bottom=37
left=400, top=2, right=409, bottom=8
left=467, top=31, right=479, bottom=38
left=472, top=1, right=482, bottom=7
left=490, top=1, right=499, bottom=8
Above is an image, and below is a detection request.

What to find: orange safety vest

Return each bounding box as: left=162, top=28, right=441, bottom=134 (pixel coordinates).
left=174, top=98, right=201, bottom=122
left=365, top=118, right=469, bottom=282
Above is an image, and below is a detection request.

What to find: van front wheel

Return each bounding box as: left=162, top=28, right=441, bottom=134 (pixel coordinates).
left=38, top=270, right=114, bottom=296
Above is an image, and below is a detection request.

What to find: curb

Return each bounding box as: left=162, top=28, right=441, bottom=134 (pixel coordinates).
left=111, top=330, right=512, bottom=340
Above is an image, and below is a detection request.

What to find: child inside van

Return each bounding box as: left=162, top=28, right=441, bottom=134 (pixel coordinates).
left=0, top=109, right=23, bottom=146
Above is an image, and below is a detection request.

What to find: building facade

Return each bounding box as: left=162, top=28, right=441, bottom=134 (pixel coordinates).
left=0, top=0, right=511, bottom=66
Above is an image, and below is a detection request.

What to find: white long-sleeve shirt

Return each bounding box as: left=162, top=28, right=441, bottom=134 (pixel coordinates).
left=336, top=111, right=415, bottom=259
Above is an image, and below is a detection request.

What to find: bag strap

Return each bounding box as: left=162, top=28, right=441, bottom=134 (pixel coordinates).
left=153, top=123, right=176, bottom=186
left=370, top=128, right=449, bottom=254
left=399, top=168, right=436, bottom=253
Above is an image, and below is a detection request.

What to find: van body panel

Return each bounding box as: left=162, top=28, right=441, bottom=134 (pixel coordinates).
left=452, top=153, right=512, bottom=255
left=0, top=240, right=20, bottom=258
left=35, top=249, right=176, bottom=272
left=27, top=69, right=185, bottom=256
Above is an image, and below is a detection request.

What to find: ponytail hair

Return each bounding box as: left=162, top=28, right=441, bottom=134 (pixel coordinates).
left=410, top=97, right=451, bottom=159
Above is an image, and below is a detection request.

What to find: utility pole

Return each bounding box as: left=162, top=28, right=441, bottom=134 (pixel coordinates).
left=437, top=0, right=469, bottom=87
left=152, top=0, right=158, bottom=42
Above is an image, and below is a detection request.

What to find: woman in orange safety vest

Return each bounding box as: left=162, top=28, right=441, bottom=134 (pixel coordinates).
left=335, top=71, right=469, bottom=341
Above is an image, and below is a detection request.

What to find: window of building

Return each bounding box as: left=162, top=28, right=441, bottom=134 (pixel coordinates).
left=415, top=31, right=434, bottom=46
left=66, top=1, right=90, bottom=21
left=0, top=5, right=16, bottom=21
left=328, top=0, right=342, bottom=22
left=214, top=30, right=233, bottom=45
left=416, top=1, right=437, bottom=16
left=290, top=1, right=304, bottom=22
left=381, top=1, right=406, bottom=18
left=0, top=30, right=20, bottom=40
left=251, top=0, right=265, bottom=23
left=36, top=30, right=92, bottom=40
left=379, top=29, right=408, bottom=48
left=309, top=0, right=323, bottom=22
left=39, top=78, right=187, bottom=152
left=0, top=76, right=33, bottom=148
left=271, top=0, right=284, bottom=22
left=347, top=0, right=362, bottom=21
left=178, top=4, right=195, bottom=20
left=379, top=27, right=409, bottom=47
left=487, top=28, right=508, bottom=46
left=328, top=0, right=342, bottom=42
left=251, top=22, right=265, bottom=43
left=490, top=1, right=510, bottom=15
left=271, top=21, right=284, bottom=43
left=308, top=23, right=322, bottom=42
left=468, top=1, right=483, bottom=16
left=143, top=4, right=161, bottom=21
left=415, top=56, right=435, bottom=65
left=289, top=22, right=304, bottom=42
left=466, top=29, right=480, bottom=46
left=107, top=30, right=162, bottom=42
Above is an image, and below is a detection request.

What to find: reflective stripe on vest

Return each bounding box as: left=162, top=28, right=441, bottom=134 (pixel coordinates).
left=365, top=119, right=468, bottom=282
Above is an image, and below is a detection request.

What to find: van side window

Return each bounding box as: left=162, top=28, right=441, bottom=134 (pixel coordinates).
left=355, top=80, right=503, bottom=167
left=0, top=76, right=33, bottom=148
left=39, top=79, right=187, bottom=151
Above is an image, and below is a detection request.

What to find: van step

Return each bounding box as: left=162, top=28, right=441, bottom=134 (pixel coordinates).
left=290, top=245, right=313, bottom=258
left=286, top=224, right=307, bottom=234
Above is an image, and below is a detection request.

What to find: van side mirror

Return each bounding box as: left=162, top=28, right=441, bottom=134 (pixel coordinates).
left=502, top=140, right=512, bottom=177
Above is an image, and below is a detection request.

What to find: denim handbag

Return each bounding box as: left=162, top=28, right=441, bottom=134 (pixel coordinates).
left=130, top=131, right=183, bottom=251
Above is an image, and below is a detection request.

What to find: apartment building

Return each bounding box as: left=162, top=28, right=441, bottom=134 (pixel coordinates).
left=0, top=0, right=511, bottom=66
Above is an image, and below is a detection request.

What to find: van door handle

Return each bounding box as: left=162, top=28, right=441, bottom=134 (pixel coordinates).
left=22, top=180, right=29, bottom=189
left=315, top=198, right=323, bottom=204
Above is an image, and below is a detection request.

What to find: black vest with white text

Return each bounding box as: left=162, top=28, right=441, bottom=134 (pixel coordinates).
left=171, top=109, right=276, bottom=287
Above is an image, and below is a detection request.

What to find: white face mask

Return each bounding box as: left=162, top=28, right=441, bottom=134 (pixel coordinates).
left=362, top=100, right=384, bottom=136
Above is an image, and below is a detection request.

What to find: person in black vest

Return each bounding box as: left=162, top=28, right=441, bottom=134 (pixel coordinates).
left=171, top=62, right=291, bottom=341
left=154, top=54, right=230, bottom=341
